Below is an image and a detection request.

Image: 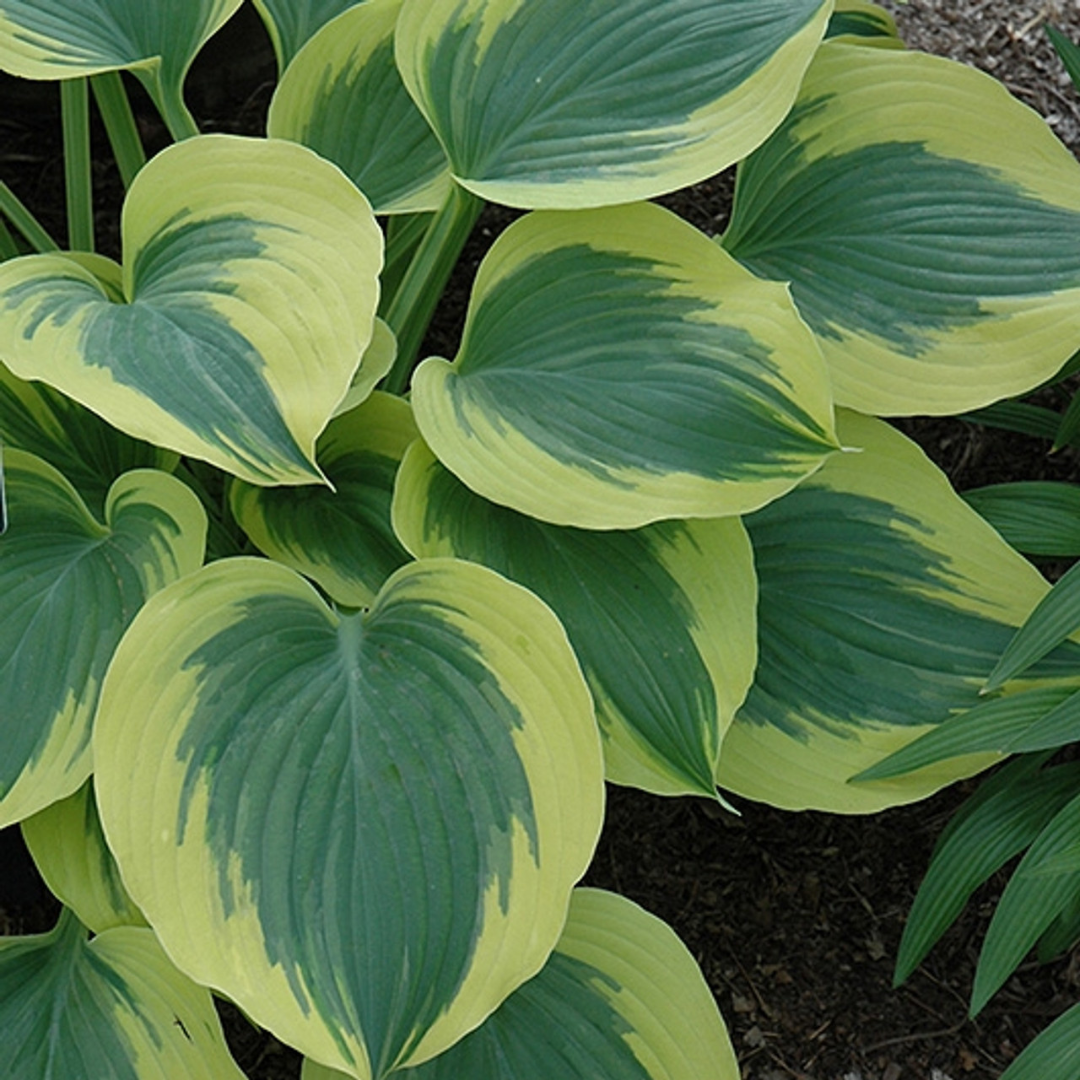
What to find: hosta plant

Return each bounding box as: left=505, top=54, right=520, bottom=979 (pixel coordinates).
left=2, top=0, right=1080, bottom=1076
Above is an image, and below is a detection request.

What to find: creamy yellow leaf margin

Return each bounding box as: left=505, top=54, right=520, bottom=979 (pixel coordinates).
left=93, top=556, right=604, bottom=1078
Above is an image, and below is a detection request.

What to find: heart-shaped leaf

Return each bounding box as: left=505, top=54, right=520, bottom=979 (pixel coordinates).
left=0, top=450, right=205, bottom=828
left=393, top=440, right=757, bottom=798
left=0, top=135, right=383, bottom=486
left=304, top=888, right=740, bottom=1080
left=0, top=909, right=244, bottom=1078
left=716, top=411, right=1080, bottom=813
left=723, top=42, right=1080, bottom=416
left=93, top=556, right=604, bottom=1078
left=231, top=392, right=416, bottom=607
left=395, top=0, right=832, bottom=209
left=268, top=0, right=450, bottom=214
left=411, top=201, right=838, bottom=529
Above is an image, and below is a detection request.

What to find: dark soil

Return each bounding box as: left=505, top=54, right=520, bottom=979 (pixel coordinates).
left=3, top=5, right=1080, bottom=1079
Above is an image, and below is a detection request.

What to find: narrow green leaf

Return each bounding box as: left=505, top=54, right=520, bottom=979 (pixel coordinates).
left=894, top=754, right=1078, bottom=985
left=964, top=481, right=1080, bottom=557
left=972, top=792, right=1080, bottom=1014
left=1046, top=24, right=1080, bottom=93
left=853, top=687, right=1078, bottom=782
left=1000, top=999, right=1080, bottom=1080
left=960, top=401, right=1064, bottom=442
left=986, top=560, right=1080, bottom=691
left=396, top=0, right=831, bottom=209
left=94, top=557, right=604, bottom=1078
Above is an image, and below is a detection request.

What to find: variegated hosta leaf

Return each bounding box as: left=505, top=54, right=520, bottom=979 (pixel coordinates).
left=253, top=0, right=364, bottom=70
left=395, top=0, right=832, bottom=209
left=231, top=392, right=416, bottom=607
left=0, top=909, right=245, bottom=1079
left=824, top=0, right=901, bottom=46
left=268, top=0, right=450, bottom=215
left=393, top=440, right=757, bottom=798
left=411, top=201, right=838, bottom=529
left=304, top=888, right=739, bottom=1080
left=0, top=451, right=205, bottom=828
left=0, top=135, right=383, bottom=486
left=0, top=0, right=241, bottom=101
left=334, top=317, right=397, bottom=418
left=0, top=357, right=176, bottom=518
left=723, top=42, right=1080, bottom=416
left=716, top=411, right=1080, bottom=813
left=22, top=780, right=146, bottom=934
left=93, top=556, right=604, bottom=1079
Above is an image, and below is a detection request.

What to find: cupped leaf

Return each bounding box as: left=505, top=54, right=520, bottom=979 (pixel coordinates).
left=0, top=450, right=206, bottom=828
left=824, top=0, right=900, bottom=46
left=93, top=556, right=604, bottom=1079
left=334, top=317, right=397, bottom=418
left=894, top=755, right=1080, bottom=985
left=716, top=411, right=1080, bottom=813
left=964, top=481, right=1080, bottom=557
left=723, top=42, right=1080, bottom=416
left=231, top=392, right=416, bottom=607
left=268, top=0, right=450, bottom=215
left=253, top=0, right=363, bottom=71
left=0, top=0, right=241, bottom=83
left=411, top=201, right=838, bottom=529
left=0, top=134, right=383, bottom=486
left=0, top=357, right=175, bottom=518
left=393, top=440, right=757, bottom=798
left=395, top=0, right=832, bottom=209
left=0, top=909, right=245, bottom=1078
left=972, top=792, right=1080, bottom=1013
left=21, top=780, right=146, bottom=933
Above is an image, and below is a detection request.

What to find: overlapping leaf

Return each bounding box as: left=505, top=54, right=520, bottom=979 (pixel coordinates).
left=393, top=440, right=757, bottom=797
left=411, top=201, right=838, bottom=529
left=254, top=0, right=364, bottom=70
left=824, top=0, right=900, bottom=46
left=0, top=450, right=205, bottom=828
left=0, top=910, right=244, bottom=1078
left=716, top=411, right=1080, bottom=813
left=723, top=42, right=1080, bottom=415
left=231, top=392, right=415, bottom=607
left=94, top=557, right=604, bottom=1078
left=0, top=135, right=383, bottom=486
left=22, top=780, right=146, bottom=934
left=0, top=356, right=175, bottom=518
left=304, top=889, right=739, bottom=1080
left=268, top=0, right=450, bottom=214
left=0, top=0, right=241, bottom=82
left=395, top=0, right=832, bottom=209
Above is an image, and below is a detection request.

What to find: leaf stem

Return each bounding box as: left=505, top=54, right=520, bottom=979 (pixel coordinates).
left=91, top=72, right=147, bottom=187
left=0, top=182, right=60, bottom=253
left=382, top=184, right=483, bottom=395
left=61, top=78, right=95, bottom=251
left=0, top=217, right=20, bottom=261
left=139, top=71, right=200, bottom=142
